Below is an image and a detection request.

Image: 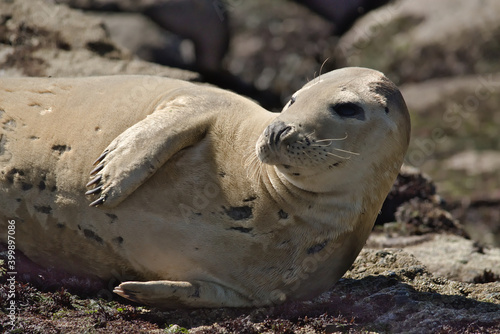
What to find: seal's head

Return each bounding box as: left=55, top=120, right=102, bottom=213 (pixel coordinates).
left=257, top=67, right=410, bottom=194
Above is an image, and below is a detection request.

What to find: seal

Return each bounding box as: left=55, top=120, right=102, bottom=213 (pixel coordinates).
left=0, top=67, right=410, bottom=308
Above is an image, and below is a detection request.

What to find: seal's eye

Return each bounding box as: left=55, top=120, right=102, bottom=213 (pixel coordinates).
left=330, top=103, right=365, bottom=120
left=288, top=96, right=296, bottom=107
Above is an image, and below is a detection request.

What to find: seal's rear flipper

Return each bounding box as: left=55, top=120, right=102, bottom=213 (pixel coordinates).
left=85, top=100, right=212, bottom=208
left=114, top=280, right=253, bottom=308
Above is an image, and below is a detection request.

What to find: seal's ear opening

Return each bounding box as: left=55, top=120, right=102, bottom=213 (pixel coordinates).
left=368, top=75, right=411, bottom=146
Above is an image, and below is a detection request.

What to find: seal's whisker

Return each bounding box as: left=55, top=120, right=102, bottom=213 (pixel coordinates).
left=244, top=151, right=255, bottom=165
left=243, top=151, right=256, bottom=173
left=310, top=134, right=349, bottom=147
left=333, top=148, right=360, bottom=156
left=311, top=142, right=333, bottom=147
left=302, top=150, right=313, bottom=160
left=305, top=130, right=316, bottom=138
left=314, top=133, right=348, bottom=142
left=253, top=156, right=262, bottom=180
left=318, top=58, right=330, bottom=82
left=243, top=153, right=252, bottom=169
left=255, top=160, right=265, bottom=189
left=244, top=150, right=263, bottom=189
left=326, top=152, right=351, bottom=160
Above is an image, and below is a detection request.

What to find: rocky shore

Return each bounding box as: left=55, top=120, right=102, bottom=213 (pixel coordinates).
left=1, top=0, right=499, bottom=332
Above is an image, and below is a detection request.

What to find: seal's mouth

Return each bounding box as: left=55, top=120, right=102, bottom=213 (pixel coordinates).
left=257, top=120, right=359, bottom=171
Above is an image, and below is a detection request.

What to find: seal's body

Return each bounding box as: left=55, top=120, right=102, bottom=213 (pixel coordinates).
left=0, top=68, right=410, bottom=308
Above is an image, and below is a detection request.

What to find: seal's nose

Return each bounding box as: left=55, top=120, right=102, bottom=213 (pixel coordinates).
left=265, top=121, right=293, bottom=148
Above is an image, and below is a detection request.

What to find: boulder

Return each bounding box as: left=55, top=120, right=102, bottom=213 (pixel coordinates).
left=0, top=0, right=198, bottom=80
left=336, top=0, right=500, bottom=84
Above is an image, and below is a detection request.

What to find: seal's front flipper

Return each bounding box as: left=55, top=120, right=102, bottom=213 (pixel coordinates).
left=114, top=280, right=253, bottom=308
left=85, top=101, right=211, bottom=208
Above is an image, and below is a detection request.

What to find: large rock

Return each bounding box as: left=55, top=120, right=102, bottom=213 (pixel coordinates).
left=404, top=234, right=500, bottom=283
left=55, top=0, right=230, bottom=73
left=368, top=233, right=500, bottom=283
left=401, top=74, right=500, bottom=197
left=336, top=0, right=500, bottom=84
left=334, top=248, right=500, bottom=333
left=400, top=73, right=500, bottom=246
left=0, top=0, right=198, bottom=80
left=89, top=11, right=188, bottom=69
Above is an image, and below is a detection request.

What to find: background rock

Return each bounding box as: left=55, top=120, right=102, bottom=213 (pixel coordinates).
left=367, top=234, right=500, bottom=283
left=401, top=74, right=500, bottom=202
left=403, top=234, right=500, bottom=283
left=336, top=0, right=500, bottom=84
left=0, top=0, right=199, bottom=80
left=90, top=11, right=189, bottom=70
left=338, top=248, right=500, bottom=333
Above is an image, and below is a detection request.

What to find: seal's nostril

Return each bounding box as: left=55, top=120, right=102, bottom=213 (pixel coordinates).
left=264, top=126, right=270, bottom=137
left=275, top=126, right=292, bottom=145
left=269, top=131, right=276, bottom=146
left=265, top=121, right=291, bottom=147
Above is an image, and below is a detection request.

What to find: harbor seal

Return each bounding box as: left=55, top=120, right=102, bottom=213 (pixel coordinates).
left=0, top=67, right=410, bottom=308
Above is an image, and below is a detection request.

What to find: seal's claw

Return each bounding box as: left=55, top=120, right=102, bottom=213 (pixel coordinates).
left=93, top=149, right=109, bottom=166
left=90, top=162, right=104, bottom=176
left=89, top=195, right=106, bottom=207
left=85, top=185, right=103, bottom=196
left=113, top=285, right=138, bottom=302
left=113, top=282, right=146, bottom=303
left=86, top=145, right=121, bottom=208
left=86, top=174, right=102, bottom=188
left=113, top=286, right=125, bottom=296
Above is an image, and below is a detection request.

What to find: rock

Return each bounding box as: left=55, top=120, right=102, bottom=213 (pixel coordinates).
left=444, top=151, right=500, bottom=177
left=90, top=11, right=188, bottom=69
left=398, top=73, right=500, bottom=246
left=393, top=198, right=465, bottom=236
left=400, top=73, right=500, bottom=199
left=0, top=0, right=199, bottom=80
left=377, top=165, right=440, bottom=225
left=54, top=0, right=163, bottom=12
left=226, top=0, right=337, bottom=102
left=367, top=232, right=500, bottom=281
left=43, top=0, right=280, bottom=108
left=294, top=0, right=390, bottom=35
left=336, top=0, right=500, bottom=85
left=401, top=72, right=500, bottom=117
left=56, top=0, right=231, bottom=73
left=332, top=248, right=500, bottom=333
left=402, top=234, right=500, bottom=283
left=376, top=165, right=467, bottom=240
left=454, top=198, right=500, bottom=248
